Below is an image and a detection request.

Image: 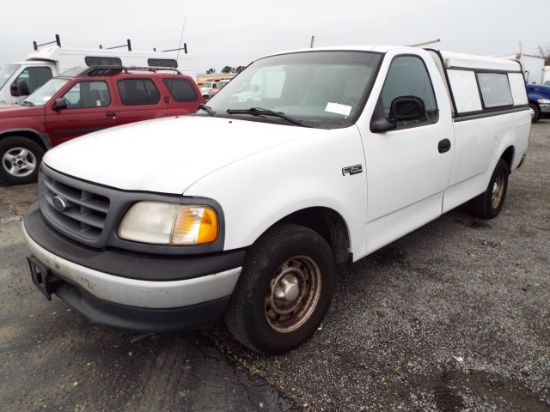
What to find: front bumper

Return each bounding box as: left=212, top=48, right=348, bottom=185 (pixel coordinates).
left=540, top=103, right=550, bottom=114
left=22, top=204, right=244, bottom=332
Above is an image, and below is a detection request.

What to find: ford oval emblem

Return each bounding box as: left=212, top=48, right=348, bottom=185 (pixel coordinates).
left=52, top=196, right=67, bottom=212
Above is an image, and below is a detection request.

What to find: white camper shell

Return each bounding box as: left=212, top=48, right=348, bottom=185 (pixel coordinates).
left=0, top=36, right=195, bottom=105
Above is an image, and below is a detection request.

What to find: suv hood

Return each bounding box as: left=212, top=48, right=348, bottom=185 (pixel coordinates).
left=43, top=115, right=318, bottom=194
left=0, top=103, right=42, bottom=117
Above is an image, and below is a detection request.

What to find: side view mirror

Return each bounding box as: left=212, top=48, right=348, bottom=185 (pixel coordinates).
left=52, top=98, right=68, bottom=110
left=370, top=96, right=426, bottom=133
left=391, top=96, right=426, bottom=121
left=10, top=80, right=29, bottom=97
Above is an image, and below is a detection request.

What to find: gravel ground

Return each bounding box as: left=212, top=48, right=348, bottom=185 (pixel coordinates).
left=1, top=121, right=548, bottom=412
left=202, top=120, right=550, bottom=411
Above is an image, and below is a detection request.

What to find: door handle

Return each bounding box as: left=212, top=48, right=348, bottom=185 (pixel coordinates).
left=438, top=138, right=451, bottom=153
left=106, top=112, right=116, bottom=117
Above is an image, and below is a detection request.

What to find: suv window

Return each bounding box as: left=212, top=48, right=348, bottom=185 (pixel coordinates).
left=118, top=79, right=160, bottom=106
left=62, top=80, right=111, bottom=108
left=379, top=55, right=439, bottom=128
left=163, top=78, right=199, bottom=102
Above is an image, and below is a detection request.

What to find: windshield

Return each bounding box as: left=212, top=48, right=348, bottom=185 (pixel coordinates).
left=205, top=51, right=382, bottom=128
left=0, top=64, right=21, bottom=90
left=23, top=78, right=69, bottom=107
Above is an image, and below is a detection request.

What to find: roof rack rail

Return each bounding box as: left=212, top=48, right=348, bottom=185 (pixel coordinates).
left=99, top=39, right=132, bottom=51
left=33, top=34, right=61, bottom=51
left=156, top=44, right=188, bottom=54
left=83, top=65, right=182, bottom=76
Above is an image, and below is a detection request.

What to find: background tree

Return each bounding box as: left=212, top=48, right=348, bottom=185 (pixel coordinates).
left=221, top=66, right=233, bottom=74
left=206, top=68, right=216, bottom=74
left=235, top=66, right=246, bottom=73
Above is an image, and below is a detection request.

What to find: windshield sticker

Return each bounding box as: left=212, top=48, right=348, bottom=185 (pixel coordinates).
left=325, top=102, right=351, bottom=116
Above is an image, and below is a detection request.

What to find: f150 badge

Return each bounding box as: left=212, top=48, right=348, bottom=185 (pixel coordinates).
left=342, top=164, right=363, bottom=176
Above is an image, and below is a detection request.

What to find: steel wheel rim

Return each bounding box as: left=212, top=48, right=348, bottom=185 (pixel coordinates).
left=2, top=147, right=37, bottom=177
left=491, top=170, right=506, bottom=209
left=265, top=255, right=322, bottom=333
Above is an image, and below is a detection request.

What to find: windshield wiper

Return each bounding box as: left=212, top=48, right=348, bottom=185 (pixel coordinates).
left=20, top=100, right=34, bottom=107
left=198, top=103, right=216, bottom=116
left=226, top=107, right=311, bottom=128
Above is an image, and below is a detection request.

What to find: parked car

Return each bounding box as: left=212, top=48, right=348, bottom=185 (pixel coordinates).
left=207, top=79, right=230, bottom=100
left=0, top=66, right=201, bottom=185
left=199, top=81, right=219, bottom=100
left=526, top=83, right=550, bottom=122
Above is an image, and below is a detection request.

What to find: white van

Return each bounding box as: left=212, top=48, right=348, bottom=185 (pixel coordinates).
left=0, top=35, right=196, bottom=104
left=23, top=46, right=530, bottom=355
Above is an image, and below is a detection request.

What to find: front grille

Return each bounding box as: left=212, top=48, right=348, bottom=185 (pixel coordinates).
left=41, top=173, right=110, bottom=240
left=39, top=167, right=110, bottom=242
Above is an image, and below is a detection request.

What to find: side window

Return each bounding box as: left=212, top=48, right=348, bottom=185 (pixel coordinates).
left=14, top=67, right=53, bottom=94
left=148, top=59, right=178, bottom=68
left=476, top=73, right=513, bottom=108
left=62, top=81, right=111, bottom=108
left=118, top=79, right=161, bottom=106
left=85, top=56, right=122, bottom=67
left=162, top=78, right=199, bottom=102
left=379, top=56, right=439, bottom=127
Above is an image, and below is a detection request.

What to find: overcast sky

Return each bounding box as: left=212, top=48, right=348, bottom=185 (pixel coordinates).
left=1, top=0, right=547, bottom=73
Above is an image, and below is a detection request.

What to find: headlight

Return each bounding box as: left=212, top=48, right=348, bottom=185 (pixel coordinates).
left=118, top=201, right=218, bottom=245
left=537, top=98, right=550, bottom=104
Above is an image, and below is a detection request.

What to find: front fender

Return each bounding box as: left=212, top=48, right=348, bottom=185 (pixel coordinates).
left=184, top=126, right=369, bottom=259
left=0, top=128, right=52, bottom=150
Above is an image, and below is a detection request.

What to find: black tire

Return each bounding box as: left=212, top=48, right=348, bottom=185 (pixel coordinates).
left=0, top=137, right=44, bottom=185
left=467, top=158, right=509, bottom=219
left=529, top=103, right=540, bottom=123
left=224, top=223, right=335, bottom=355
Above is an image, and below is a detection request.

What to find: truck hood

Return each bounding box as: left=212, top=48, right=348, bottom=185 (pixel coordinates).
left=43, top=115, right=319, bottom=194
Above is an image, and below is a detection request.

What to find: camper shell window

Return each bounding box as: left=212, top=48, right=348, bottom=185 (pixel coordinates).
left=476, top=73, right=513, bottom=109
left=85, top=56, right=123, bottom=67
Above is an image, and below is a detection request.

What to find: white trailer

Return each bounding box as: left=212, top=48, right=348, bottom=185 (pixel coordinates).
left=502, top=53, right=545, bottom=84
left=0, top=35, right=196, bottom=105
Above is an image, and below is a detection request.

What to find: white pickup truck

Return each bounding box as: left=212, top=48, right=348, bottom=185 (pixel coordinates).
left=23, top=46, right=531, bottom=355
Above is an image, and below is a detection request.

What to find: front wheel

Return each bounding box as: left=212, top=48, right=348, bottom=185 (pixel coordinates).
left=224, top=223, right=335, bottom=354
left=0, top=137, right=44, bottom=185
left=467, top=158, right=509, bottom=219
left=529, top=103, right=540, bottom=123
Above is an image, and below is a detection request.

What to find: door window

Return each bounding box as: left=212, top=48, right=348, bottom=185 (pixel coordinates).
left=62, top=81, right=111, bottom=108
left=14, top=66, right=53, bottom=94
left=379, top=56, right=439, bottom=128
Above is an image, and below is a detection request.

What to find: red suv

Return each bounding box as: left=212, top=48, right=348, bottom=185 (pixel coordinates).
left=0, top=66, right=202, bottom=185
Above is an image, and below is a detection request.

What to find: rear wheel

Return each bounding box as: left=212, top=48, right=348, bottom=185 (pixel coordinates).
left=468, top=158, right=509, bottom=219
left=224, top=223, right=335, bottom=354
left=0, top=137, right=44, bottom=185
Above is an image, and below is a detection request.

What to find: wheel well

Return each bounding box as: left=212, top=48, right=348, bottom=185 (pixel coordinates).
left=500, top=146, right=514, bottom=172
left=278, top=207, right=351, bottom=264
left=0, top=131, right=47, bottom=151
